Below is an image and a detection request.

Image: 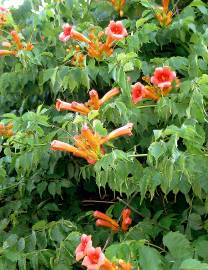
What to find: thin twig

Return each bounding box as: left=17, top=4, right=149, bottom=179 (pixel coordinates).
left=129, top=154, right=148, bottom=157
left=136, top=105, right=157, bottom=109
left=82, top=200, right=115, bottom=204
left=146, top=241, right=166, bottom=253
left=102, top=234, right=113, bottom=251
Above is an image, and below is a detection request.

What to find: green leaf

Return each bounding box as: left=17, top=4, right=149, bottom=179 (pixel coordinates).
left=139, top=245, right=163, bottom=270
left=180, top=259, right=208, bottom=270
left=163, top=231, right=193, bottom=260
left=48, top=182, right=56, bottom=197
left=32, top=220, right=47, bottom=231
left=93, top=120, right=107, bottom=136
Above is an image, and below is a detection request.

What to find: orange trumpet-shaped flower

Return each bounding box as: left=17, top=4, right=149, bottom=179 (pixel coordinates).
left=74, top=234, right=133, bottom=270
left=82, top=247, right=105, bottom=270
left=0, top=123, right=13, bottom=137
left=121, top=208, right=132, bottom=232
left=143, top=86, right=160, bottom=101
left=101, top=123, right=133, bottom=144
left=1, top=30, right=34, bottom=57
left=51, top=140, right=84, bottom=154
left=71, top=29, right=92, bottom=45
left=94, top=211, right=119, bottom=232
left=162, top=0, right=170, bottom=12
left=56, top=87, right=120, bottom=115
left=99, top=87, right=120, bottom=105
left=155, top=0, right=173, bottom=26
left=81, top=125, right=100, bottom=152
left=105, top=21, right=128, bottom=48
left=96, top=219, right=119, bottom=233
left=93, top=208, right=132, bottom=233
left=51, top=123, right=133, bottom=164
left=101, top=259, right=117, bottom=270
left=71, top=102, right=90, bottom=115
left=51, top=140, right=98, bottom=163
left=0, top=7, right=9, bottom=27
left=10, top=30, right=23, bottom=50
left=60, top=21, right=127, bottom=60
left=109, top=0, right=126, bottom=17
left=89, top=90, right=100, bottom=110
left=0, top=49, right=16, bottom=56
left=24, top=42, right=34, bottom=51
left=56, top=99, right=89, bottom=115
left=59, top=23, right=91, bottom=45
left=117, top=259, right=133, bottom=270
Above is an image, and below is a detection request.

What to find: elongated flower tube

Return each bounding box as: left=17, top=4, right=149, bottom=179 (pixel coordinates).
left=110, top=0, right=126, bottom=17
left=96, top=219, right=119, bottom=233
left=81, top=125, right=100, bottom=152
left=155, top=0, right=173, bottom=26
left=101, top=123, right=133, bottom=144
left=162, top=0, right=170, bottom=12
left=10, top=30, right=23, bottom=50
left=59, top=23, right=91, bottom=44
left=0, top=50, right=16, bottom=56
left=93, top=211, right=119, bottom=232
left=56, top=99, right=89, bottom=115
left=71, top=102, right=90, bottom=115
left=101, top=259, right=117, bottom=270
left=99, top=87, right=120, bottom=105
left=89, top=90, right=100, bottom=110
left=25, top=42, right=34, bottom=51
left=121, top=208, right=132, bottom=232
left=118, top=259, right=133, bottom=270
left=51, top=140, right=90, bottom=160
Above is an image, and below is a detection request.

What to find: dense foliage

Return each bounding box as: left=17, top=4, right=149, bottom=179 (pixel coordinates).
left=0, top=0, right=208, bottom=269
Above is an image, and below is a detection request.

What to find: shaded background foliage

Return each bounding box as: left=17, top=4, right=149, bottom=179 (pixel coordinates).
left=0, top=0, right=208, bottom=269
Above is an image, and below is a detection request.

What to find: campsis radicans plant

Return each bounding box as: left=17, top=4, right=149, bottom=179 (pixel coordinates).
left=51, top=123, right=133, bottom=164
left=93, top=208, right=132, bottom=233
left=131, top=66, right=179, bottom=104
left=0, top=30, right=34, bottom=57
left=0, top=122, right=13, bottom=137
left=56, top=87, right=120, bottom=115
left=75, top=234, right=133, bottom=270
left=109, top=0, right=126, bottom=17
left=155, top=0, right=173, bottom=27
left=59, top=20, right=128, bottom=60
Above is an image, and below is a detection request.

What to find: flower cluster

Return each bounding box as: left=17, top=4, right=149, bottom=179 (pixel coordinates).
left=51, top=123, right=133, bottom=164
left=59, top=20, right=128, bottom=60
left=109, top=0, right=126, bottom=17
left=0, top=30, right=33, bottom=57
left=131, top=66, right=179, bottom=104
left=75, top=234, right=133, bottom=270
left=66, top=45, right=85, bottom=68
left=0, top=6, right=9, bottom=27
left=56, top=87, right=120, bottom=115
left=155, top=0, right=173, bottom=27
left=94, top=208, right=132, bottom=233
left=0, top=122, right=13, bottom=137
